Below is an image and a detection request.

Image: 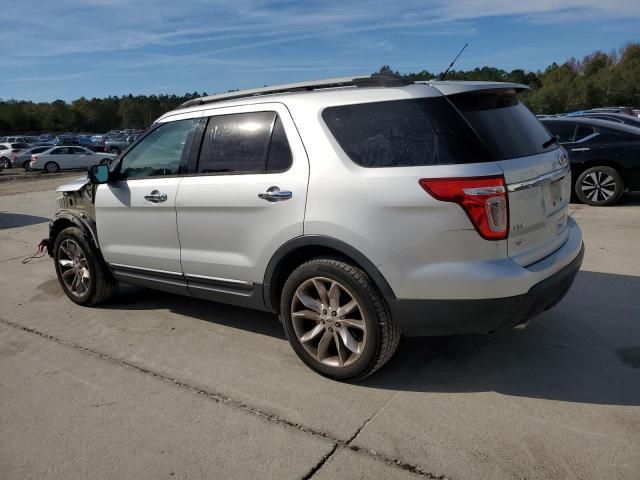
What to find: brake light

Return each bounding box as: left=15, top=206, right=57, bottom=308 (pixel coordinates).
left=32, top=155, right=39, bottom=162
left=419, top=176, right=509, bottom=240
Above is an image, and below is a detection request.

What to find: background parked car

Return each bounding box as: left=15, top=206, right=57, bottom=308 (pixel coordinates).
left=104, top=136, right=127, bottom=154
left=54, top=135, right=78, bottom=146
left=4, top=136, right=30, bottom=144
left=569, top=112, right=640, bottom=129
left=0, top=142, right=30, bottom=169
left=542, top=117, right=640, bottom=206
left=30, top=146, right=116, bottom=173
left=12, top=146, right=54, bottom=169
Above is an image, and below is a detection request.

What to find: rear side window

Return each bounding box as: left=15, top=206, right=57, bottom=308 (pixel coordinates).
left=544, top=122, right=576, bottom=143
left=322, top=97, right=491, bottom=167
left=448, top=92, right=557, bottom=159
left=266, top=116, right=292, bottom=171
left=197, top=112, right=292, bottom=174
left=574, top=125, right=597, bottom=142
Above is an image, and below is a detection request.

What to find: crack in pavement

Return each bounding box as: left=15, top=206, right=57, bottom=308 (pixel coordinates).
left=0, top=317, right=449, bottom=479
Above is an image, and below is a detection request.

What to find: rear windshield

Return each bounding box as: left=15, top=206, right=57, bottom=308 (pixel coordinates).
left=322, top=97, right=492, bottom=167
left=448, top=92, right=557, bottom=160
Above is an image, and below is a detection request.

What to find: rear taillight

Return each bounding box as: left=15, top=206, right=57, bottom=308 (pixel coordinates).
left=419, top=176, right=509, bottom=240
left=31, top=155, right=39, bottom=162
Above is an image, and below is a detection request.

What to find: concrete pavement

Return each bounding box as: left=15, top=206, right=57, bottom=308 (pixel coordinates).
left=1, top=173, right=639, bottom=479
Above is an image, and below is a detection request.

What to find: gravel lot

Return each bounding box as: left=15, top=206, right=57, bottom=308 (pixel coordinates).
left=1, top=171, right=639, bottom=479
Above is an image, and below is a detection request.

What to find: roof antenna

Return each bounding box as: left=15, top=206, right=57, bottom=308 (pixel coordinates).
left=439, top=42, right=469, bottom=80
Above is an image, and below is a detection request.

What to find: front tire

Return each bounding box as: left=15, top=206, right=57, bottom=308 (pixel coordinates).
left=44, top=161, right=60, bottom=173
left=53, top=227, right=115, bottom=306
left=575, top=166, right=624, bottom=206
left=100, top=158, right=112, bottom=165
left=0, top=157, right=11, bottom=169
left=280, top=258, right=400, bottom=381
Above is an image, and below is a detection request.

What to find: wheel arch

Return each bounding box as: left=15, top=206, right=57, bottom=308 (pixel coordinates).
left=572, top=158, right=628, bottom=186
left=49, top=211, right=100, bottom=257
left=262, top=235, right=396, bottom=313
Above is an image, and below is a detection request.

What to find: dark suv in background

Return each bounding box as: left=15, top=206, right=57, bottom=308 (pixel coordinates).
left=542, top=117, right=640, bottom=206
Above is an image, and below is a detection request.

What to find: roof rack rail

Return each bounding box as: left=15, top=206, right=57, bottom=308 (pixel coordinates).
left=179, top=73, right=413, bottom=109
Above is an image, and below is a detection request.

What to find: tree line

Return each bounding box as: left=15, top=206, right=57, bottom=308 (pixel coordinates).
left=1, top=42, right=638, bottom=134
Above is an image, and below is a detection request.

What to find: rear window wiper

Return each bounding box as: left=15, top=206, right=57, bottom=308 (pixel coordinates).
left=542, top=135, right=559, bottom=149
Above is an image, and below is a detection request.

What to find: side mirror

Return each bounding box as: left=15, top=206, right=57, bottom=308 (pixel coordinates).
left=88, top=164, right=109, bottom=184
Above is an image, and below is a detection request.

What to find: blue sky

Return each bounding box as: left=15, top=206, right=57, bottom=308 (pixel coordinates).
left=1, top=0, right=639, bottom=102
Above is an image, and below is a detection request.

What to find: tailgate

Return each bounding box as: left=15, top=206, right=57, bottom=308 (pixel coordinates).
left=498, top=149, right=571, bottom=266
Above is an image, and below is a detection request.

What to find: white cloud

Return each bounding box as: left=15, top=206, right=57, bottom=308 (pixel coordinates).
left=2, top=0, right=638, bottom=59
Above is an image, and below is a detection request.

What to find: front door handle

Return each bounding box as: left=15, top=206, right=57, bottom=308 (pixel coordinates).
left=144, top=190, right=168, bottom=203
left=258, top=186, right=293, bottom=202
left=571, top=147, right=590, bottom=152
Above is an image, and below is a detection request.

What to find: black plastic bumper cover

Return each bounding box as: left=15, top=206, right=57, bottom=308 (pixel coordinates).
left=388, top=242, right=585, bottom=337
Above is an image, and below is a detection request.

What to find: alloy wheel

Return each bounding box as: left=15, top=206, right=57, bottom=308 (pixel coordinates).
left=580, top=170, right=616, bottom=203
left=291, top=277, right=367, bottom=368
left=58, top=239, right=90, bottom=297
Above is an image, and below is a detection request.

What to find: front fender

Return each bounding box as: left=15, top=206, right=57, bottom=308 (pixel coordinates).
left=48, top=210, right=100, bottom=256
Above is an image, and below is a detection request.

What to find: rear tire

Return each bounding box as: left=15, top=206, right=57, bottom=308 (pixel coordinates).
left=280, top=258, right=400, bottom=381
left=575, top=166, right=623, bottom=206
left=45, top=161, right=60, bottom=173
left=0, top=157, right=11, bottom=169
left=53, top=227, right=115, bottom=306
left=100, top=158, right=111, bottom=165
left=22, top=161, right=31, bottom=170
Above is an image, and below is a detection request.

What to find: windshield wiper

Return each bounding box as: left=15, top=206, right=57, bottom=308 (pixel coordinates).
left=542, top=135, right=559, bottom=149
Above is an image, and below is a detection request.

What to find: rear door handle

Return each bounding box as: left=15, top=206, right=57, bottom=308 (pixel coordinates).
left=258, top=186, right=293, bottom=202
left=571, top=147, right=590, bottom=152
left=144, top=190, right=168, bottom=203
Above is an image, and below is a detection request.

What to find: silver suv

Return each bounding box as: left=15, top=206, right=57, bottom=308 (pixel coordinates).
left=48, top=74, right=584, bottom=380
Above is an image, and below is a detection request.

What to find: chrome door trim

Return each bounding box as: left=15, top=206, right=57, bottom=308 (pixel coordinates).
left=109, top=263, right=184, bottom=278
left=507, top=167, right=570, bottom=192
left=184, top=273, right=253, bottom=288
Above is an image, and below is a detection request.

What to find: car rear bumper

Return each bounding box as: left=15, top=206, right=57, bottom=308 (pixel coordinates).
left=389, top=241, right=584, bottom=337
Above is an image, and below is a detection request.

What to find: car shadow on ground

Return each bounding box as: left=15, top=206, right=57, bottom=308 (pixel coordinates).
left=363, top=270, right=640, bottom=407
left=0, top=212, right=49, bottom=229
left=105, top=284, right=286, bottom=340
left=617, top=191, right=640, bottom=206
left=102, top=269, right=640, bottom=406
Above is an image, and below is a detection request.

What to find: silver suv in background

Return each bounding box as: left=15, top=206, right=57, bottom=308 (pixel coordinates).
left=48, top=74, right=584, bottom=380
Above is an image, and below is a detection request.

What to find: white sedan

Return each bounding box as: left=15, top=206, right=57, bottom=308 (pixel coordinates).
left=30, top=147, right=116, bottom=173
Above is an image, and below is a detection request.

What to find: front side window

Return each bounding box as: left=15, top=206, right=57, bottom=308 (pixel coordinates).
left=597, top=127, right=640, bottom=143
left=119, top=118, right=198, bottom=179
left=197, top=112, right=275, bottom=174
